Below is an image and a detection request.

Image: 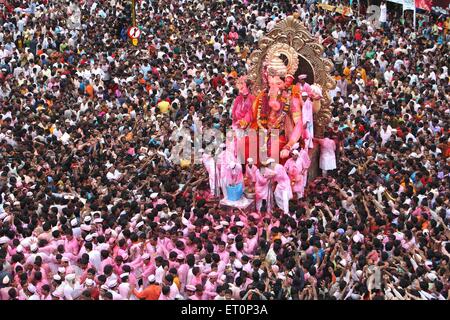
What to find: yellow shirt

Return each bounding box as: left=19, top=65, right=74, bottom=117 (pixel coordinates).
left=157, top=100, right=170, bottom=113
left=343, top=66, right=352, bottom=83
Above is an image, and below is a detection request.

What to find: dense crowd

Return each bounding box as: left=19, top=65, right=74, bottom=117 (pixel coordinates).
left=0, top=0, right=449, bottom=300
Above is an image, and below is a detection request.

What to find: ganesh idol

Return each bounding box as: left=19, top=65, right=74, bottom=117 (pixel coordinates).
left=250, top=43, right=312, bottom=161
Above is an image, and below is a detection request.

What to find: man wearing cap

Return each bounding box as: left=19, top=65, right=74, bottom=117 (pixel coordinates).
left=189, top=284, right=208, bottom=300
left=254, top=160, right=275, bottom=213
left=63, top=273, right=82, bottom=300
left=297, top=74, right=312, bottom=96
left=106, top=279, right=123, bottom=300
left=132, top=275, right=161, bottom=300
left=176, top=254, right=189, bottom=292
left=70, top=218, right=81, bottom=238
left=199, top=148, right=218, bottom=197
left=82, top=278, right=100, bottom=300
left=0, top=276, right=13, bottom=300
left=216, top=143, right=237, bottom=198
left=184, top=284, right=196, bottom=299
left=118, top=273, right=132, bottom=299
left=298, top=145, right=311, bottom=194
left=64, top=230, right=80, bottom=257
left=204, top=272, right=218, bottom=300
left=284, top=149, right=305, bottom=199
left=26, top=283, right=41, bottom=300
left=245, top=158, right=258, bottom=191
left=301, top=91, right=314, bottom=149
left=268, top=158, right=293, bottom=214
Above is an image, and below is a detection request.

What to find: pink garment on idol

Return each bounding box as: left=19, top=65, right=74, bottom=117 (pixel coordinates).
left=302, top=98, right=314, bottom=149
left=232, top=94, right=254, bottom=129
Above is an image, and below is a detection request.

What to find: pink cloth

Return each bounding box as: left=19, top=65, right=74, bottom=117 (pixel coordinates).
left=217, top=150, right=236, bottom=178
left=298, top=82, right=312, bottom=96
left=204, top=280, right=217, bottom=300
left=273, top=164, right=292, bottom=194
left=243, top=235, right=258, bottom=255
left=284, top=157, right=303, bottom=193
left=224, top=163, right=243, bottom=186
left=64, top=237, right=80, bottom=256
left=232, top=94, right=254, bottom=129
left=298, top=148, right=311, bottom=189
left=255, top=168, right=273, bottom=201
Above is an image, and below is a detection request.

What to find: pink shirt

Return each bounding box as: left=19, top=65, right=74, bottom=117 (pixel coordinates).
left=273, top=164, right=292, bottom=193
left=100, top=257, right=114, bottom=274
left=284, top=157, right=302, bottom=192
left=244, top=236, right=258, bottom=255
left=255, top=169, right=273, bottom=201
left=204, top=280, right=217, bottom=300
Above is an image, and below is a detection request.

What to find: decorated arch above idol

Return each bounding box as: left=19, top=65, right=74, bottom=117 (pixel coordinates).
left=231, top=15, right=335, bottom=165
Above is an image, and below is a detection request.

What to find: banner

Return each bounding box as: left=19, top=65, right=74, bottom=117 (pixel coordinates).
left=403, top=0, right=415, bottom=11
left=388, top=0, right=415, bottom=11
left=415, top=0, right=449, bottom=12
left=387, top=0, right=404, bottom=5
left=317, top=3, right=354, bottom=16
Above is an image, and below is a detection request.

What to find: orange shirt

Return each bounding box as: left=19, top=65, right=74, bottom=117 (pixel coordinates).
left=133, top=285, right=161, bottom=300
left=85, top=84, right=94, bottom=98
left=228, top=70, right=238, bottom=78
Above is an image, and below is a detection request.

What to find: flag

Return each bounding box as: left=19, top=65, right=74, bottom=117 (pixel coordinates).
left=415, top=0, right=432, bottom=11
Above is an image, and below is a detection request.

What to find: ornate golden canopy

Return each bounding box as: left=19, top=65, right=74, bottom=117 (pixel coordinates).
left=247, top=15, right=336, bottom=137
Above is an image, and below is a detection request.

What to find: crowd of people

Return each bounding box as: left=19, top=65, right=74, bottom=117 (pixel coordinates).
left=0, top=0, right=449, bottom=300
